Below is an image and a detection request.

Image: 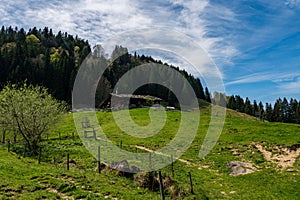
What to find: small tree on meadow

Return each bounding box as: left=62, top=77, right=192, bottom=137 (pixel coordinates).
left=0, top=83, right=66, bottom=154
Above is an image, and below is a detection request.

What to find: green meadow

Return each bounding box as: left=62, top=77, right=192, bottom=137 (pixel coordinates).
left=1, top=107, right=299, bottom=199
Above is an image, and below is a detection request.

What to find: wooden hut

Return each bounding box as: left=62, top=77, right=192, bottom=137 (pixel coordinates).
left=99, top=93, right=162, bottom=110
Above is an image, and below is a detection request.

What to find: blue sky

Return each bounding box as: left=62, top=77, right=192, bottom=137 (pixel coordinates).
left=0, top=0, right=299, bottom=104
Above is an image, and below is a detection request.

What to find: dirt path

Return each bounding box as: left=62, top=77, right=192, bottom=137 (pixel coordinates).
left=95, top=136, right=198, bottom=167
left=135, top=145, right=196, bottom=167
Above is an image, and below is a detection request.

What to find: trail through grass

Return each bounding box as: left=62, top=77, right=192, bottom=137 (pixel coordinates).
left=0, top=107, right=299, bottom=199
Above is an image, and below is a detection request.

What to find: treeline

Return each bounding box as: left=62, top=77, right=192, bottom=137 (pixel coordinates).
left=227, top=95, right=300, bottom=124
left=93, top=45, right=209, bottom=107
left=0, top=26, right=91, bottom=103
left=0, top=26, right=209, bottom=107
left=2, top=26, right=300, bottom=124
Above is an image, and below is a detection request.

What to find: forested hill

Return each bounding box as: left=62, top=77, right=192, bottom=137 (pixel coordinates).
left=0, top=26, right=91, bottom=103
left=1, top=26, right=300, bottom=124
left=227, top=95, right=300, bottom=124
left=0, top=26, right=208, bottom=105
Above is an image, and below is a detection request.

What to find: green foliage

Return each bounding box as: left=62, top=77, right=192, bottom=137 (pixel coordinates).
left=1, top=108, right=300, bottom=199
left=0, top=149, right=158, bottom=199
left=49, top=47, right=60, bottom=64
left=228, top=95, right=300, bottom=124
left=204, top=87, right=211, bottom=103
left=74, top=45, right=80, bottom=53
left=0, top=83, right=66, bottom=153
left=0, top=26, right=208, bottom=107
left=0, top=26, right=91, bottom=103
left=25, top=34, right=40, bottom=44
left=100, top=45, right=207, bottom=108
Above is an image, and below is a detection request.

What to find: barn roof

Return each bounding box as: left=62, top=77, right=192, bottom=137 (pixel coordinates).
left=111, top=93, right=162, bottom=101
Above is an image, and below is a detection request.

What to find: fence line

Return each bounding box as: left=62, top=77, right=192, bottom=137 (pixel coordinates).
left=1, top=130, right=198, bottom=198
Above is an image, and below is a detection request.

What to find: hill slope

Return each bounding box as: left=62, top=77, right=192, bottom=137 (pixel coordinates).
left=1, top=107, right=300, bottom=199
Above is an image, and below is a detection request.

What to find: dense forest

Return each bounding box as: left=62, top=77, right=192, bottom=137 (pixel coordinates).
left=0, top=26, right=208, bottom=107
left=227, top=95, right=300, bottom=124
left=1, top=26, right=300, bottom=124
left=92, top=45, right=208, bottom=107
left=0, top=26, right=91, bottom=103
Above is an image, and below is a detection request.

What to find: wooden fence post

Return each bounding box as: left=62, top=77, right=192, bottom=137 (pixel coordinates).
left=72, top=132, right=75, bottom=140
left=135, top=147, right=138, bottom=159
left=171, top=155, right=174, bottom=177
left=2, top=129, right=5, bottom=144
left=38, top=147, right=42, bottom=164
left=22, top=144, right=26, bottom=157
left=98, top=145, right=101, bottom=173
left=7, top=140, right=10, bottom=152
left=120, top=140, right=122, bottom=151
left=67, top=153, right=70, bottom=170
left=188, top=171, right=194, bottom=194
left=158, top=171, right=165, bottom=200
left=149, top=152, right=152, bottom=170
left=13, top=132, right=17, bottom=143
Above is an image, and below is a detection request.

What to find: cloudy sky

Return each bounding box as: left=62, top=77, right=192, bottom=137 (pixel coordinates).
left=0, top=0, right=300, bottom=103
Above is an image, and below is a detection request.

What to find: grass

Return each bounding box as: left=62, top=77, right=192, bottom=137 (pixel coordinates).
left=0, top=147, right=160, bottom=199
left=0, top=107, right=300, bottom=199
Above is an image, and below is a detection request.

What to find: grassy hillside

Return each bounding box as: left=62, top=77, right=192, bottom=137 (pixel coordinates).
left=1, top=107, right=300, bottom=199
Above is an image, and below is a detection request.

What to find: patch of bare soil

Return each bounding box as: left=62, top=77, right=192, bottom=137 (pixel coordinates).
left=38, top=176, right=76, bottom=199
left=255, top=144, right=300, bottom=170
left=45, top=188, right=73, bottom=199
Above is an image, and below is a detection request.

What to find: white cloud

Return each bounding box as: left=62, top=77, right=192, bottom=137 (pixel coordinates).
left=277, top=77, right=300, bottom=94
left=225, top=72, right=300, bottom=88
left=0, top=0, right=153, bottom=44
left=0, top=0, right=242, bottom=95
left=25, top=7, right=75, bottom=31
left=166, top=0, right=239, bottom=62
left=285, top=0, right=300, bottom=8
left=0, top=0, right=239, bottom=70
left=171, top=0, right=209, bottom=12
left=226, top=73, right=273, bottom=86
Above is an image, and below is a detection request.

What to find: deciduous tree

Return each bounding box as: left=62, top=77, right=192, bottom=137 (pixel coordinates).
left=0, top=83, right=66, bottom=154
